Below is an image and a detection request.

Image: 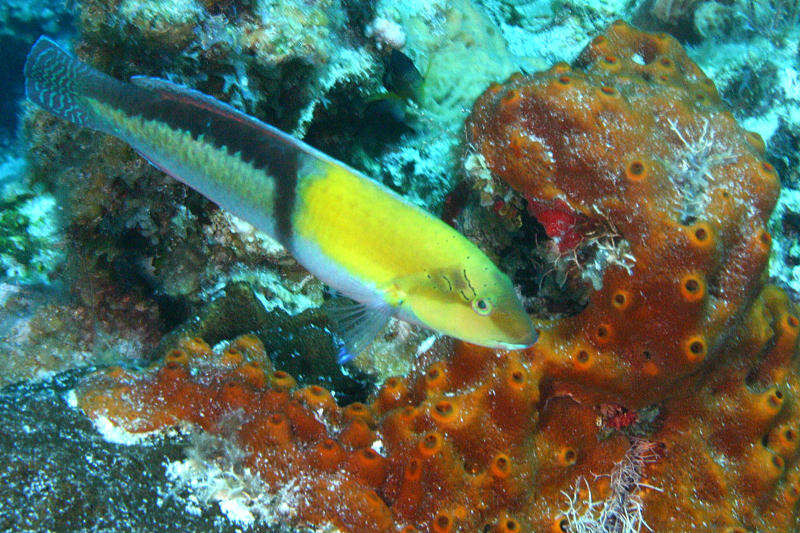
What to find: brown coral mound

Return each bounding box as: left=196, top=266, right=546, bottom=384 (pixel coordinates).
left=76, top=21, right=800, bottom=532
left=467, top=19, right=780, bottom=407
left=79, top=335, right=396, bottom=531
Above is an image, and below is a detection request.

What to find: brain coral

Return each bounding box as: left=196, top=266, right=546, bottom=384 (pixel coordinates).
left=75, top=21, right=800, bottom=533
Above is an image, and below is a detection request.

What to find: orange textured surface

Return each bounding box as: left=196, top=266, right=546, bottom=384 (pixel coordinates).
left=466, top=19, right=780, bottom=408
left=76, top=22, right=800, bottom=532
left=78, top=292, right=800, bottom=532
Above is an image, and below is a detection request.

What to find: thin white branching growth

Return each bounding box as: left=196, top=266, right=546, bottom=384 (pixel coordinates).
left=559, top=439, right=663, bottom=533
left=664, top=117, right=738, bottom=224
left=546, top=205, right=636, bottom=291
left=579, top=206, right=636, bottom=290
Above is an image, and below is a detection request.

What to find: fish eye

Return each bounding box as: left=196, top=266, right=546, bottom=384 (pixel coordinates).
left=472, top=297, right=493, bottom=316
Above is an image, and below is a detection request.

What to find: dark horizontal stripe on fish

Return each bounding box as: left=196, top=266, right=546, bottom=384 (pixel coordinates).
left=98, top=80, right=299, bottom=243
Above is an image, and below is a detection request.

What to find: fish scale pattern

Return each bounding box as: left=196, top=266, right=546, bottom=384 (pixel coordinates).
left=76, top=21, right=800, bottom=532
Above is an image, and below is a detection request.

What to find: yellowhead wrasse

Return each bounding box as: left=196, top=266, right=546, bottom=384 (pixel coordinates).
left=24, top=37, right=537, bottom=361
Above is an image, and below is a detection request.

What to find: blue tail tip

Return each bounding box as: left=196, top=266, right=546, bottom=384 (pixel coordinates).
left=337, top=345, right=354, bottom=365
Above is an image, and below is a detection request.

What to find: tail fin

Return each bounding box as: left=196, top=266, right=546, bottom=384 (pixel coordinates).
left=24, top=36, right=119, bottom=130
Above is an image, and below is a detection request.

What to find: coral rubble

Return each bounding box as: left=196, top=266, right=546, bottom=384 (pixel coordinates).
left=75, top=21, right=800, bottom=532
left=0, top=369, right=249, bottom=531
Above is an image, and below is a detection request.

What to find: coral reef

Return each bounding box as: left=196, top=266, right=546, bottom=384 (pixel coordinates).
left=0, top=157, right=62, bottom=283
left=73, top=21, right=800, bottom=532
left=21, top=0, right=383, bottom=346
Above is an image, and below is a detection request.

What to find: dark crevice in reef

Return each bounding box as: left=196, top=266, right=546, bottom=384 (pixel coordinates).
left=154, top=282, right=374, bottom=405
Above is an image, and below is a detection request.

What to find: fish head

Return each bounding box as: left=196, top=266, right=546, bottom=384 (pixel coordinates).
left=398, top=262, right=537, bottom=350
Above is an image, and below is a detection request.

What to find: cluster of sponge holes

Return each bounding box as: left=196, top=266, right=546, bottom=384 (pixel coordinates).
left=586, top=20, right=690, bottom=89
left=391, top=351, right=539, bottom=532
left=552, top=515, right=571, bottom=533
left=490, top=515, right=522, bottom=533
left=679, top=272, right=705, bottom=303
left=423, top=512, right=523, bottom=533
left=594, top=323, right=614, bottom=345
left=597, top=53, right=621, bottom=73
left=747, top=385, right=792, bottom=490
left=679, top=220, right=714, bottom=366
left=424, top=362, right=449, bottom=391
left=412, top=511, right=524, bottom=533
left=431, top=399, right=457, bottom=426
left=491, top=453, right=512, bottom=478
left=765, top=423, right=798, bottom=460
left=574, top=348, right=592, bottom=369
left=683, top=335, right=707, bottom=364
left=611, top=289, right=632, bottom=310
left=655, top=56, right=676, bottom=84
left=685, top=221, right=713, bottom=250
left=271, top=369, right=297, bottom=390
left=556, top=447, right=578, bottom=467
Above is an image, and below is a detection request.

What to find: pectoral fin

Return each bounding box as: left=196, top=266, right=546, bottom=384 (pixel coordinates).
left=326, top=296, right=394, bottom=363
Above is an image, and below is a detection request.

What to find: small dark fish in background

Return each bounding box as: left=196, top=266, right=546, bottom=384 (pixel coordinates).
left=361, top=49, right=424, bottom=139
left=382, top=48, right=423, bottom=101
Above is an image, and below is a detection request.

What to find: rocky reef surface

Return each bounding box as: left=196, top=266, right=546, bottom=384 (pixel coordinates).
left=0, top=369, right=224, bottom=531
left=1, top=0, right=799, bottom=531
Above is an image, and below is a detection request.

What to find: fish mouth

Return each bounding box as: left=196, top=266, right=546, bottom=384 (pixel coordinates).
left=495, top=330, right=539, bottom=350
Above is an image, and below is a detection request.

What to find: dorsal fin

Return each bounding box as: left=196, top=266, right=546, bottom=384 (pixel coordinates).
left=130, top=76, right=297, bottom=147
